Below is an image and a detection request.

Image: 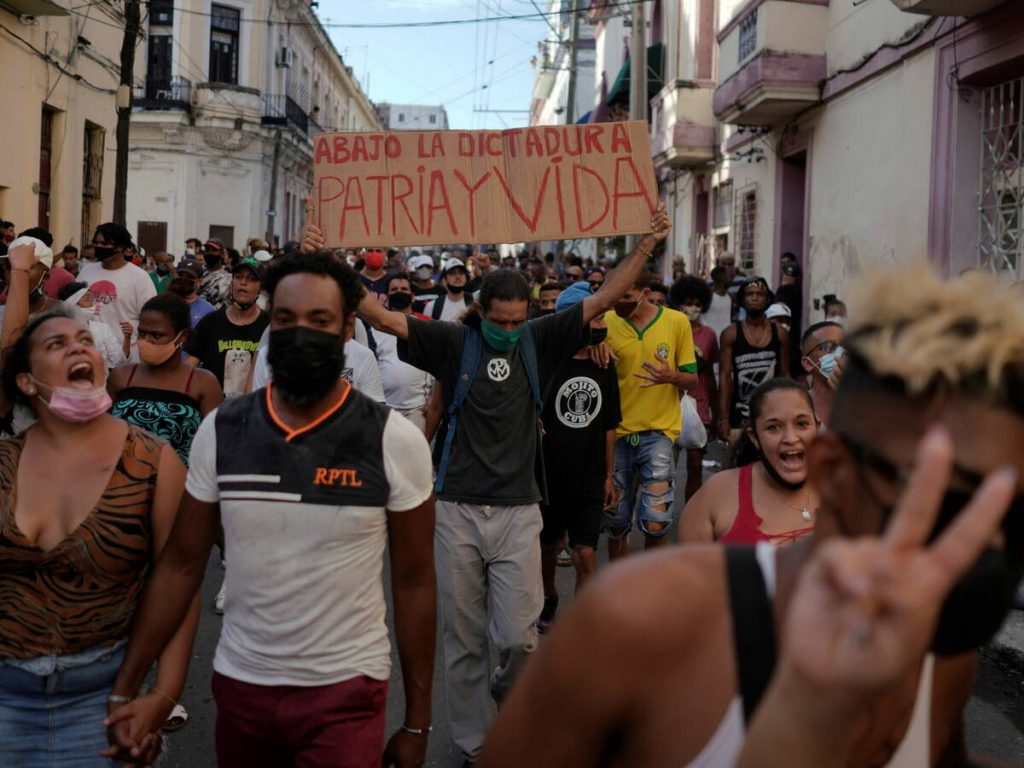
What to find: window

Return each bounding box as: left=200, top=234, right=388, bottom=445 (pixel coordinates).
left=209, top=225, right=235, bottom=249
left=738, top=10, right=758, bottom=63
left=209, top=5, right=240, bottom=85
left=978, top=77, right=1024, bottom=277
left=38, top=106, right=55, bottom=230
left=398, top=113, right=405, bottom=122
left=734, top=184, right=758, bottom=273
left=429, top=113, right=436, bottom=124
left=81, top=122, right=104, bottom=247
left=137, top=222, right=167, bottom=256
left=713, top=181, right=732, bottom=230
left=150, top=0, right=172, bottom=25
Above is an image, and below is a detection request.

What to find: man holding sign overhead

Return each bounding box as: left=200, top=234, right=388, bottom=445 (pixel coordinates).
left=302, top=188, right=669, bottom=765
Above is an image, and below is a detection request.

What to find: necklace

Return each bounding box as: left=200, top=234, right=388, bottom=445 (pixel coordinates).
left=743, top=319, right=770, bottom=347
left=760, top=464, right=814, bottom=522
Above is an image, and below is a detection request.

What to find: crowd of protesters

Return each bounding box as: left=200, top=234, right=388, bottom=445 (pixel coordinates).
left=0, top=208, right=1020, bottom=768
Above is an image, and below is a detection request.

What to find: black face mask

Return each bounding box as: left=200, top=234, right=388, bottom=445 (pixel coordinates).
left=447, top=282, right=466, bottom=295
left=388, top=292, right=412, bottom=311
left=167, top=277, right=196, bottom=297
left=204, top=253, right=223, bottom=270
left=753, top=427, right=805, bottom=491
left=922, top=490, right=1023, bottom=655
left=745, top=306, right=766, bottom=320
left=156, top=264, right=170, bottom=275
left=535, top=309, right=554, bottom=317
left=267, top=327, right=346, bottom=407
left=93, top=245, right=115, bottom=261
left=589, top=327, right=608, bottom=346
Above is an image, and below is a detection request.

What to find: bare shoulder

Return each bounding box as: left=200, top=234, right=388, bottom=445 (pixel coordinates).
left=692, top=467, right=741, bottom=507
left=108, top=363, right=133, bottom=389
left=721, top=324, right=736, bottom=344
left=569, top=546, right=727, bottom=650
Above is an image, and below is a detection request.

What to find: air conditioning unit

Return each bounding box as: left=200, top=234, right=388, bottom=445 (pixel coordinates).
left=276, top=47, right=294, bottom=68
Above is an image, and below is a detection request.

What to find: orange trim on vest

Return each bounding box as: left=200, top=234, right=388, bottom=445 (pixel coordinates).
left=265, top=381, right=351, bottom=442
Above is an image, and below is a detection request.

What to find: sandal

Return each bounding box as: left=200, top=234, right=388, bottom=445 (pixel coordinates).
left=163, top=703, right=189, bottom=732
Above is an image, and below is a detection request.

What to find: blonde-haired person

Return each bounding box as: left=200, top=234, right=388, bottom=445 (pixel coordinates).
left=477, top=263, right=1024, bottom=768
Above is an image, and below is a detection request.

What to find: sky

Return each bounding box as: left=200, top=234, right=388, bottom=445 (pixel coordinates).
left=317, top=0, right=556, bottom=130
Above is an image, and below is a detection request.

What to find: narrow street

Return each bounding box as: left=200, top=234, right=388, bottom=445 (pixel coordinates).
left=166, top=447, right=1024, bottom=767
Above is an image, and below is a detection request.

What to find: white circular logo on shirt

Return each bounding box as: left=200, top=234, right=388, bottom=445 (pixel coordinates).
left=487, top=358, right=511, bottom=382
left=555, top=376, right=602, bottom=429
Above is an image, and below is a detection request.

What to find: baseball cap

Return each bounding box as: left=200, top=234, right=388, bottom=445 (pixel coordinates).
left=555, top=280, right=592, bottom=312
left=441, top=258, right=467, bottom=275
left=765, top=302, right=792, bottom=320
left=232, top=257, right=265, bottom=281
left=409, top=255, right=434, bottom=271
left=176, top=258, right=204, bottom=278
left=203, top=238, right=225, bottom=253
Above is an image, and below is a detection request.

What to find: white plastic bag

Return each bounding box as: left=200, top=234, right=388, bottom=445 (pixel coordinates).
left=677, top=394, right=707, bottom=450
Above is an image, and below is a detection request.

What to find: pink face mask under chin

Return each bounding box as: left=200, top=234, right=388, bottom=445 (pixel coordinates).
left=30, top=376, right=112, bottom=423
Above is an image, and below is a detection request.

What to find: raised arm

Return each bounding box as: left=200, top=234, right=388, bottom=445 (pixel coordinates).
left=581, top=203, right=670, bottom=324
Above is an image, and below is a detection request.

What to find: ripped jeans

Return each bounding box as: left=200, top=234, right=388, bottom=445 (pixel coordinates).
left=604, top=431, right=675, bottom=538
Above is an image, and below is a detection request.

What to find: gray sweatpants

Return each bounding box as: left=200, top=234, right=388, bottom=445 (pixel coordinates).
left=434, top=501, right=543, bottom=758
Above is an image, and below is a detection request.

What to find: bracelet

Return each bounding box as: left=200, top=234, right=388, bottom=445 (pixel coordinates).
left=151, top=686, right=177, bottom=707
left=107, top=693, right=133, bottom=704
left=637, top=248, right=652, bottom=259
left=400, top=724, right=432, bottom=736
left=10, top=267, right=30, bottom=273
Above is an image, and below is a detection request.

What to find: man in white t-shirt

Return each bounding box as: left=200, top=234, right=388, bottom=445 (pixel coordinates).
left=374, top=273, right=433, bottom=430
left=107, top=253, right=437, bottom=768
left=703, top=265, right=734, bottom=341
left=423, top=259, right=472, bottom=321
left=78, top=223, right=157, bottom=358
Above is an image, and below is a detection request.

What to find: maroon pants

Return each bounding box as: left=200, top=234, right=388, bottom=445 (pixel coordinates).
left=212, top=671, right=388, bottom=768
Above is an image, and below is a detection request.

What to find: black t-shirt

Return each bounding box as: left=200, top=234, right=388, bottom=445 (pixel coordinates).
left=185, top=308, right=269, bottom=395
left=359, top=273, right=389, bottom=296
left=399, top=304, right=588, bottom=505
left=411, top=282, right=444, bottom=314
left=541, top=357, right=621, bottom=499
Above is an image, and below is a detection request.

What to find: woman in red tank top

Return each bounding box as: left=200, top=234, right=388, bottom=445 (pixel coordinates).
left=679, top=379, right=819, bottom=545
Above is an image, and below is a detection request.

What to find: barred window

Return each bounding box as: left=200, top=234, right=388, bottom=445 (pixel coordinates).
left=978, top=77, right=1023, bottom=277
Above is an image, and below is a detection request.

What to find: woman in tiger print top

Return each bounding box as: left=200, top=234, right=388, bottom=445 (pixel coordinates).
left=0, top=310, right=197, bottom=767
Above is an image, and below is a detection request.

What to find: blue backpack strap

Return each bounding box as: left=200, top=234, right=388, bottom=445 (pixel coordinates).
left=434, top=327, right=482, bottom=493
left=519, top=323, right=542, bottom=414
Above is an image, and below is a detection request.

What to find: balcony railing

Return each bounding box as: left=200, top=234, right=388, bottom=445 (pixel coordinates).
left=262, top=94, right=309, bottom=135
left=134, top=77, right=192, bottom=113
left=891, top=0, right=1007, bottom=16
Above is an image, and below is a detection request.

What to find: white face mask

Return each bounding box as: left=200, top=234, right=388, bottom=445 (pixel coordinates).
left=415, top=266, right=433, bottom=280
left=682, top=307, right=702, bottom=323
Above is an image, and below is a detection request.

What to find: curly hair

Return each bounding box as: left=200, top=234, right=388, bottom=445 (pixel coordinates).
left=841, top=262, right=1024, bottom=415
left=264, top=251, right=365, bottom=316
left=669, top=275, right=713, bottom=312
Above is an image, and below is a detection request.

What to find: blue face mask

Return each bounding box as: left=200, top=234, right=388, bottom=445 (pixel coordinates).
left=481, top=318, right=522, bottom=352
left=817, top=346, right=845, bottom=376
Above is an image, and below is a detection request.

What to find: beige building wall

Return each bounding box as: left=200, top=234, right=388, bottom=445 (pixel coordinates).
left=0, top=4, right=122, bottom=246
left=804, top=47, right=936, bottom=311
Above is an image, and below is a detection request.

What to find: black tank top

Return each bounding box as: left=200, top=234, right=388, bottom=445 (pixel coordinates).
left=729, top=321, right=781, bottom=427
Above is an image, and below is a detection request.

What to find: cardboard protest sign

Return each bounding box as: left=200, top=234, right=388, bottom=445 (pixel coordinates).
left=312, top=121, right=657, bottom=247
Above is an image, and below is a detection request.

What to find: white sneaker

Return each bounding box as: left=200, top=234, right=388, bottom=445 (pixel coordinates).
left=214, top=579, right=226, bottom=615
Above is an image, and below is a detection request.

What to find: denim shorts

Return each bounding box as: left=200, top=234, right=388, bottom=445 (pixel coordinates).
left=0, top=645, right=126, bottom=767
left=604, top=431, right=675, bottom=538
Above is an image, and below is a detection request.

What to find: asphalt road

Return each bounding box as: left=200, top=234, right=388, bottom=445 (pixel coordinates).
left=165, top=446, right=1023, bottom=767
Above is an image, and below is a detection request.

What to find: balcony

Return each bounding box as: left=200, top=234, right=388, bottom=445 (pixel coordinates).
left=261, top=94, right=309, bottom=135
left=133, top=77, right=192, bottom=113
left=713, top=0, right=828, bottom=126
left=891, top=0, right=1008, bottom=16
left=194, top=82, right=261, bottom=124
left=650, top=80, right=716, bottom=168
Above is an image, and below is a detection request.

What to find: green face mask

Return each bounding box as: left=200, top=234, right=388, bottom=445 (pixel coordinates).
left=481, top=318, right=522, bottom=352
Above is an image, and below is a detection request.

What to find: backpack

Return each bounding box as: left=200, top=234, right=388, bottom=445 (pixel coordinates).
left=430, top=294, right=446, bottom=320
left=434, top=324, right=548, bottom=500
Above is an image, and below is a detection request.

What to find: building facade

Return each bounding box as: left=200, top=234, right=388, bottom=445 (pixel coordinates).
left=577, top=0, right=1023, bottom=328
left=377, top=103, right=449, bottom=131
left=0, top=0, right=123, bottom=247
left=126, top=0, right=380, bottom=255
